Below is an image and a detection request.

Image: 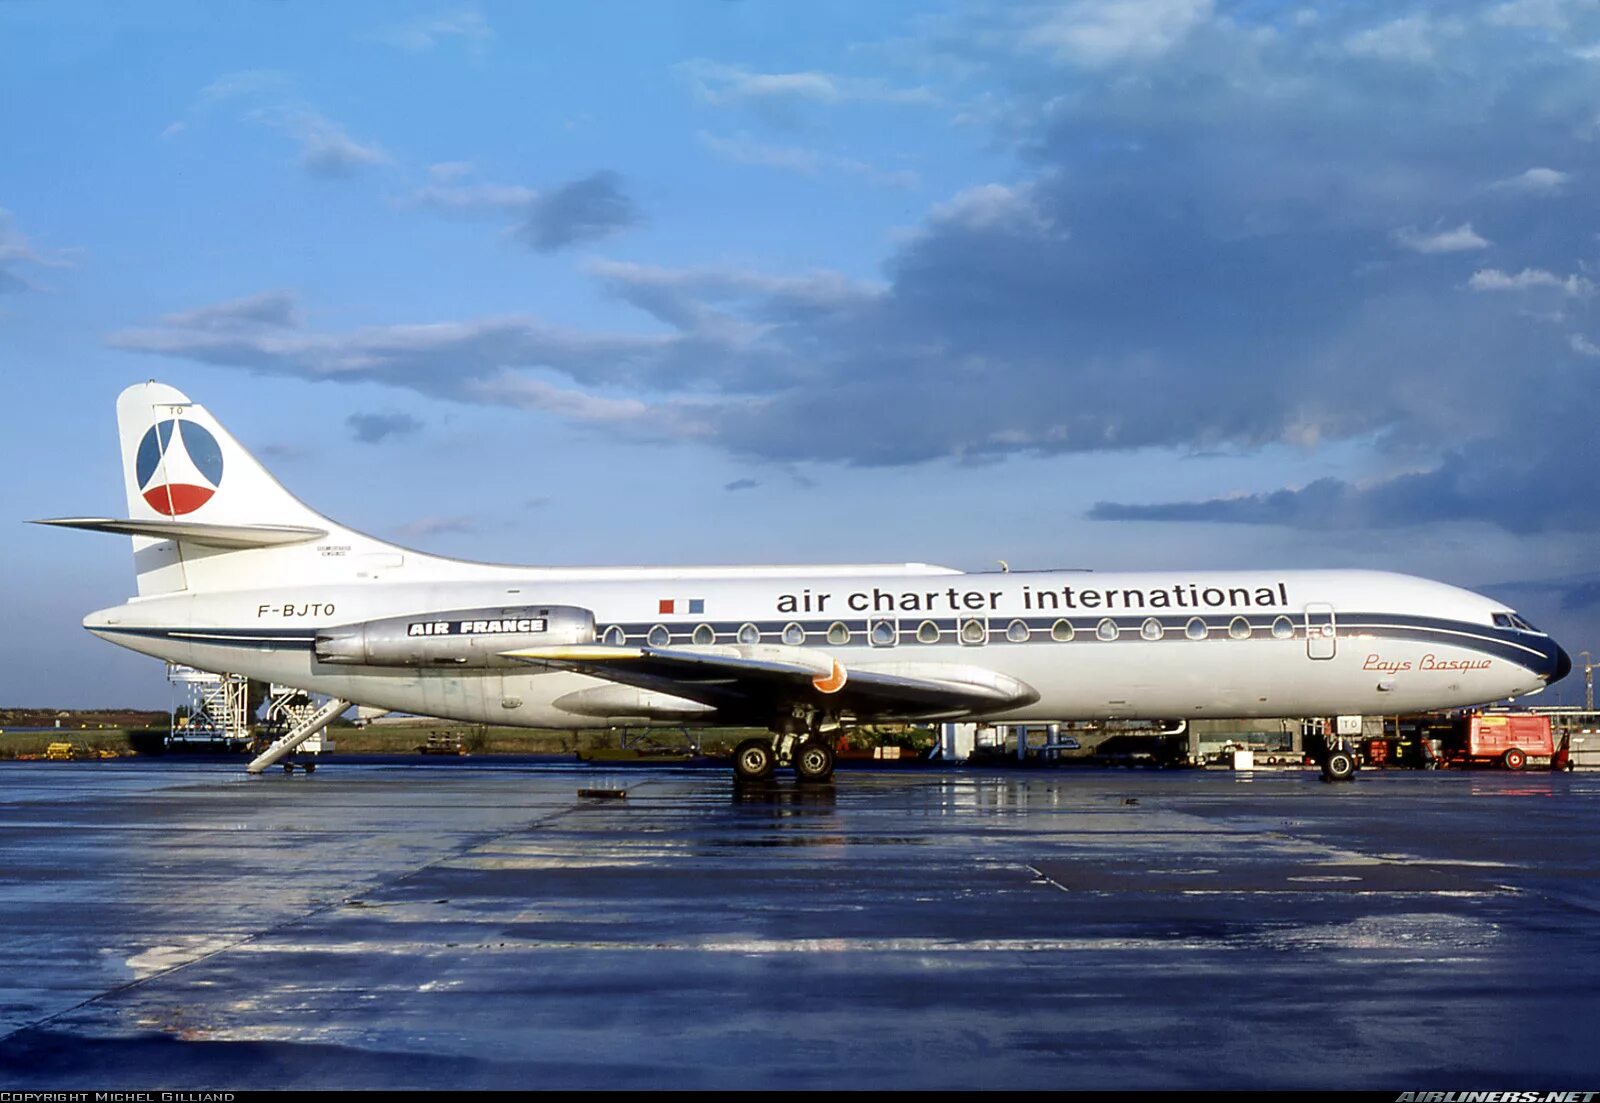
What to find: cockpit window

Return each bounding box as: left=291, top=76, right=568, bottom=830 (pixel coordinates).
left=1494, top=611, right=1545, bottom=634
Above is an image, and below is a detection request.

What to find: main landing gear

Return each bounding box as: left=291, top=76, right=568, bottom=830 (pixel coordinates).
left=733, top=712, right=836, bottom=784
left=733, top=739, right=776, bottom=782
left=793, top=739, right=835, bottom=783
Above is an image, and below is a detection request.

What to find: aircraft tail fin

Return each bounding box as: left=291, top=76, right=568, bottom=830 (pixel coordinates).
left=46, top=381, right=423, bottom=596
left=114, top=381, right=332, bottom=533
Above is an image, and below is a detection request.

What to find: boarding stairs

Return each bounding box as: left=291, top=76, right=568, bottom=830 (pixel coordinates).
left=247, top=695, right=351, bottom=774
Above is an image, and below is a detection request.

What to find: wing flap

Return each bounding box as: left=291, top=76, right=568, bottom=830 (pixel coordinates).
left=501, top=643, right=1036, bottom=719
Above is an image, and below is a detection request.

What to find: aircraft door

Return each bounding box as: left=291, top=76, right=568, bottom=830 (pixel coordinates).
left=1305, top=602, right=1336, bottom=660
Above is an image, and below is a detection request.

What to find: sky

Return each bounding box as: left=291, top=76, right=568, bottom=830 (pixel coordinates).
left=4, top=0, right=1600, bottom=708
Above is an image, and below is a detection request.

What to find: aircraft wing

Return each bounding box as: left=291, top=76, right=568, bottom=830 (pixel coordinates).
left=500, top=643, right=1038, bottom=721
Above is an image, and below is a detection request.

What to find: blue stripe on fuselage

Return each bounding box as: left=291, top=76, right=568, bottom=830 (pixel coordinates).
left=91, top=614, right=1561, bottom=676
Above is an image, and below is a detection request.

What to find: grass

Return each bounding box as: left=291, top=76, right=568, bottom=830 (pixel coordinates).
left=0, top=720, right=936, bottom=759
left=0, top=729, right=149, bottom=759
left=326, top=723, right=759, bottom=756
left=0, top=723, right=759, bottom=759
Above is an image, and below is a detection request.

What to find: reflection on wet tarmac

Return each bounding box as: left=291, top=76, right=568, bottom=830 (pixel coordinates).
left=0, top=762, right=1597, bottom=1089
left=729, top=781, right=839, bottom=811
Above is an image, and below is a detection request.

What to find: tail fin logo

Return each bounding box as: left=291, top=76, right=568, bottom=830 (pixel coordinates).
left=135, top=419, right=224, bottom=516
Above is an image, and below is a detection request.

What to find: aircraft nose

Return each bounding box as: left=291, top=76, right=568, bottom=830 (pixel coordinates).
left=1550, top=643, right=1573, bottom=684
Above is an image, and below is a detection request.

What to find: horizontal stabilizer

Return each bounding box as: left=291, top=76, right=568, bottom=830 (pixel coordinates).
left=33, top=517, right=327, bottom=549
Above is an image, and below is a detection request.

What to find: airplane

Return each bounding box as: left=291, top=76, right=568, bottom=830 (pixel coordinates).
left=38, top=381, right=1572, bottom=782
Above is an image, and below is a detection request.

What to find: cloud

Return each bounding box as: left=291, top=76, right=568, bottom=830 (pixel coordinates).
left=410, top=179, right=538, bottom=213
left=1486, top=0, right=1573, bottom=31
left=1090, top=436, right=1600, bottom=533
left=107, top=1, right=1600, bottom=545
left=406, top=163, right=537, bottom=216
left=1080, top=304, right=1600, bottom=532
left=1393, top=222, right=1489, bottom=253
left=107, top=289, right=668, bottom=427
left=172, top=71, right=387, bottom=179
left=283, top=112, right=389, bottom=177
left=724, top=478, right=760, bottom=492
left=465, top=372, right=651, bottom=423
left=697, top=132, right=919, bottom=189
left=1492, top=166, right=1571, bottom=195
left=0, top=209, right=73, bottom=293
left=428, top=161, right=475, bottom=182
left=926, top=183, right=1057, bottom=236
left=513, top=171, right=637, bottom=251
left=407, top=167, right=637, bottom=250
left=1016, top=0, right=1215, bottom=68
left=1468, top=267, right=1594, bottom=295
left=198, top=69, right=293, bottom=105
left=394, top=516, right=477, bottom=538
left=677, top=60, right=937, bottom=108
left=160, top=290, right=299, bottom=330
left=346, top=412, right=423, bottom=444
left=583, top=258, right=883, bottom=322
left=369, top=7, right=492, bottom=52
left=1344, top=15, right=1455, bottom=64
left=1502, top=566, right=1600, bottom=615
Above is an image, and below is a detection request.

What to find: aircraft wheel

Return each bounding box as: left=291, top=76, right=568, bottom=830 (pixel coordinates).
left=733, top=739, right=776, bottom=783
left=1322, top=751, right=1355, bottom=782
left=794, top=739, right=835, bottom=784
left=1503, top=748, right=1526, bottom=771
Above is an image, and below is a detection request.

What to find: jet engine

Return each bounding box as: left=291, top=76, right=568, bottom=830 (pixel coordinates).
left=314, top=605, right=596, bottom=668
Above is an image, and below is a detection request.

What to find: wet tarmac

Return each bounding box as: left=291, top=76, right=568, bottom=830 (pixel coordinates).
left=0, top=761, right=1596, bottom=1090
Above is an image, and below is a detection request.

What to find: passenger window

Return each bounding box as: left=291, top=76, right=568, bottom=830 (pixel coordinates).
left=1006, top=619, right=1030, bottom=643
left=1185, top=618, right=1207, bottom=640
left=916, top=620, right=941, bottom=644
left=960, top=617, right=987, bottom=645
left=1271, top=615, right=1294, bottom=640
left=827, top=621, right=851, bottom=645
left=692, top=624, right=715, bottom=646
left=1096, top=618, right=1118, bottom=641
left=647, top=624, right=670, bottom=647
left=869, top=618, right=898, bottom=647
left=1228, top=616, right=1252, bottom=640
left=1140, top=618, right=1162, bottom=641
left=782, top=622, right=806, bottom=646
left=1051, top=619, right=1075, bottom=642
left=601, top=624, right=625, bottom=646
left=736, top=622, right=761, bottom=645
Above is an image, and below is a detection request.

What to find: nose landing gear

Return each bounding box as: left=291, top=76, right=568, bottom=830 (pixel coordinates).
left=1320, top=737, right=1357, bottom=782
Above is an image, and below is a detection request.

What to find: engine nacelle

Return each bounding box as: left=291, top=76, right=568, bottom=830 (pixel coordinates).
left=315, top=605, right=596, bottom=668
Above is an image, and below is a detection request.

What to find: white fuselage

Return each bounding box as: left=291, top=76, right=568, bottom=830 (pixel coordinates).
left=87, top=565, right=1565, bottom=727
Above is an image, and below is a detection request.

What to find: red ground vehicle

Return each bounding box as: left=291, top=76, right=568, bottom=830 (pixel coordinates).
left=1440, top=713, right=1554, bottom=770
